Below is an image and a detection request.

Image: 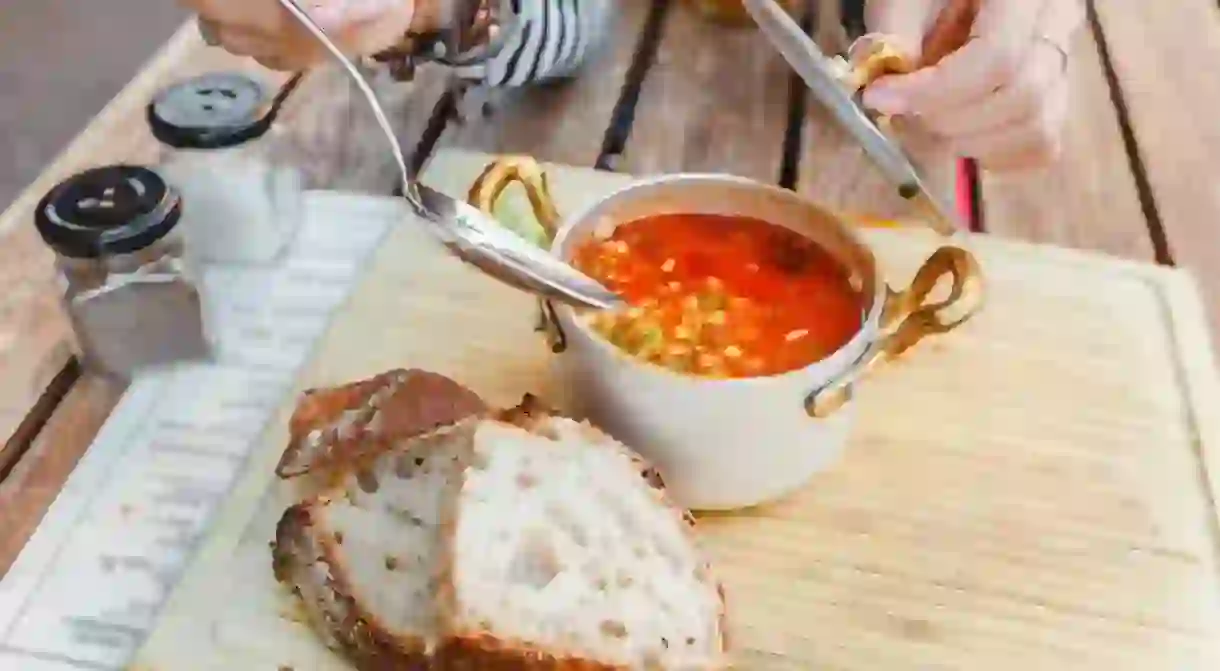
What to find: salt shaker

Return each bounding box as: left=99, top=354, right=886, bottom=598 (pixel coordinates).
left=34, top=166, right=212, bottom=380
left=149, top=72, right=303, bottom=265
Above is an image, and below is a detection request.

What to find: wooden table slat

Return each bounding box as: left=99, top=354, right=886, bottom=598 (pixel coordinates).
left=1090, top=0, right=1220, bottom=349
left=980, top=27, right=1156, bottom=262
left=440, top=1, right=656, bottom=167
left=620, top=1, right=793, bottom=181
left=274, top=61, right=452, bottom=193
left=0, top=374, right=122, bottom=577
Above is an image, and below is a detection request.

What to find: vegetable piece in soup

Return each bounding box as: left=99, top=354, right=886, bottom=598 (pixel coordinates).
left=570, top=213, right=864, bottom=378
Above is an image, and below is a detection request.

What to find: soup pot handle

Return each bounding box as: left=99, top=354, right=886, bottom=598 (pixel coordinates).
left=805, top=245, right=984, bottom=418
left=467, top=155, right=562, bottom=240
left=467, top=155, right=569, bottom=353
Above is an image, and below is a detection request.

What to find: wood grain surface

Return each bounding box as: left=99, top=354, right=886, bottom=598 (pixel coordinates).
left=0, top=375, right=121, bottom=578
left=621, top=0, right=792, bottom=181
left=277, top=60, right=451, bottom=192
left=440, top=1, right=655, bottom=166
left=134, top=152, right=1220, bottom=670
left=980, top=28, right=1155, bottom=261
left=1089, top=0, right=1220, bottom=347
left=797, top=116, right=958, bottom=222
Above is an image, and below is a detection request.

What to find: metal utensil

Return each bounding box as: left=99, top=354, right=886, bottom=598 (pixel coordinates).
left=370, top=0, right=516, bottom=81
left=275, top=0, right=623, bottom=310
left=741, top=0, right=962, bottom=236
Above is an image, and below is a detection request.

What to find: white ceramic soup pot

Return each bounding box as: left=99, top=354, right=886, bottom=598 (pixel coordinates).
left=468, top=156, right=984, bottom=510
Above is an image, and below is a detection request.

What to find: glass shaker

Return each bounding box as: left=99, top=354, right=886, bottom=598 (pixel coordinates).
left=149, top=72, right=304, bottom=266
left=33, top=166, right=212, bottom=380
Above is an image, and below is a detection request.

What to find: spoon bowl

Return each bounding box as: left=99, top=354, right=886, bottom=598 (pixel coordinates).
left=274, top=0, right=624, bottom=310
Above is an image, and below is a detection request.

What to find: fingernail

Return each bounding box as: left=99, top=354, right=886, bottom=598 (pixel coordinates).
left=862, top=86, right=908, bottom=115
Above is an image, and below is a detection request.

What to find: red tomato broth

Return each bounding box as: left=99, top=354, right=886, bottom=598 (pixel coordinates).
left=570, top=213, right=865, bottom=378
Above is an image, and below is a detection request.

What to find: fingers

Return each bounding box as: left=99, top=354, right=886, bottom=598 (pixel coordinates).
left=918, top=35, right=1065, bottom=137
left=863, top=38, right=1023, bottom=116
left=857, top=0, right=1083, bottom=170
left=864, top=0, right=1046, bottom=115
left=207, top=23, right=268, bottom=57
left=339, top=8, right=417, bottom=57
left=948, top=75, right=1069, bottom=171
left=198, top=21, right=289, bottom=67
left=311, top=0, right=408, bottom=30
left=189, top=0, right=416, bottom=71
left=253, top=53, right=298, bottom=71
left=189, top=0, right=287, bottom=34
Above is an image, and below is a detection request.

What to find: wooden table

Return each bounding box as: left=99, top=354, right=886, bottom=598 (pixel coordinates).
left=1, top=0, right=1217, bottom=583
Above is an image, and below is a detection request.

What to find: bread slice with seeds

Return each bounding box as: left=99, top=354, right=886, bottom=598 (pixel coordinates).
left=276, top=368, right=487, bottom=481
left=434, top=408, right=728, bottom=670
left=272, top=420, right=477, bottom=670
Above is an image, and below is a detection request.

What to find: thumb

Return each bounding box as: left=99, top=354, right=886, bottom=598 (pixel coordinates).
left=862, top=0, right=946, bottom=64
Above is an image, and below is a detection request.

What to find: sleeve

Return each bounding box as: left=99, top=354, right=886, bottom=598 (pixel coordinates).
left=477, top=0, right=614, bottom=88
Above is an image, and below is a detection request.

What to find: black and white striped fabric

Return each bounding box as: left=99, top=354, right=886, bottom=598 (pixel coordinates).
left=449, top=0, right=615, bottom=87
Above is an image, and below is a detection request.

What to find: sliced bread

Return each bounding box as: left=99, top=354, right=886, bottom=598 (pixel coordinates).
left=435, top=409, right=728, bottom=670
left=272, top=421, right=476, bottom=670
left=276, top=368, right=487, bottom=480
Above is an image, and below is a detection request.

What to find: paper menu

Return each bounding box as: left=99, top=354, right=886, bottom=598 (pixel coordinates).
left=0, top=193, right=402, bottom=671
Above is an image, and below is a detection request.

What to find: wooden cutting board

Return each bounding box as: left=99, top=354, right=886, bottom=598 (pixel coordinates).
left=131, top=150, right=1220, bottom=670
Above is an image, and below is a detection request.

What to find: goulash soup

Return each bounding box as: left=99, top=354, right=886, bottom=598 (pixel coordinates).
left=571, top=213, right=864, bottom=379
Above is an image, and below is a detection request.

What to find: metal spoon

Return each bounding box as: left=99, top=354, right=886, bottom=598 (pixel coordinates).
left=275, top=0, right=623, bottom=310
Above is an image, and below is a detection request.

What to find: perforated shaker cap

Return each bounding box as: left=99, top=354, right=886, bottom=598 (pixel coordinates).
left=34, top=166, right=183, bottom=259
left=147, top=72, right=273, bottom=149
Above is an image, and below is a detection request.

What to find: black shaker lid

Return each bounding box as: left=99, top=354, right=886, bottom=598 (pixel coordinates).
left=147, top=72, right=273, bottom=149
left=35, top=166, right=182, bottom=259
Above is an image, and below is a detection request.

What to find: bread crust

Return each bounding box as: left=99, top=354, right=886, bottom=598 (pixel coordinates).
left=277, top=368, right=487, bottom=480
left=433, top=634, right=623, bottom=670
left=272, top=382, right=728, bottom=670
left=273, top=500, right=433, bottom=671
left=434, top=397, right=729, bottom=671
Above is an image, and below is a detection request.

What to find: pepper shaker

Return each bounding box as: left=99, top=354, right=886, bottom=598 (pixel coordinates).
left=149, top=72, right=304, bottom=265
left=34, top=166, right=212, bottom=380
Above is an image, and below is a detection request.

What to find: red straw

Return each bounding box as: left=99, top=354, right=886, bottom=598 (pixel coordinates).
left=955, top=158, right=976, bottom=230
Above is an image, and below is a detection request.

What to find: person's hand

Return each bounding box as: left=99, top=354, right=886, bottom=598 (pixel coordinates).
left=856, top=0, right=1085, bottom=171
left=187, top=0, right=437, bottom=71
